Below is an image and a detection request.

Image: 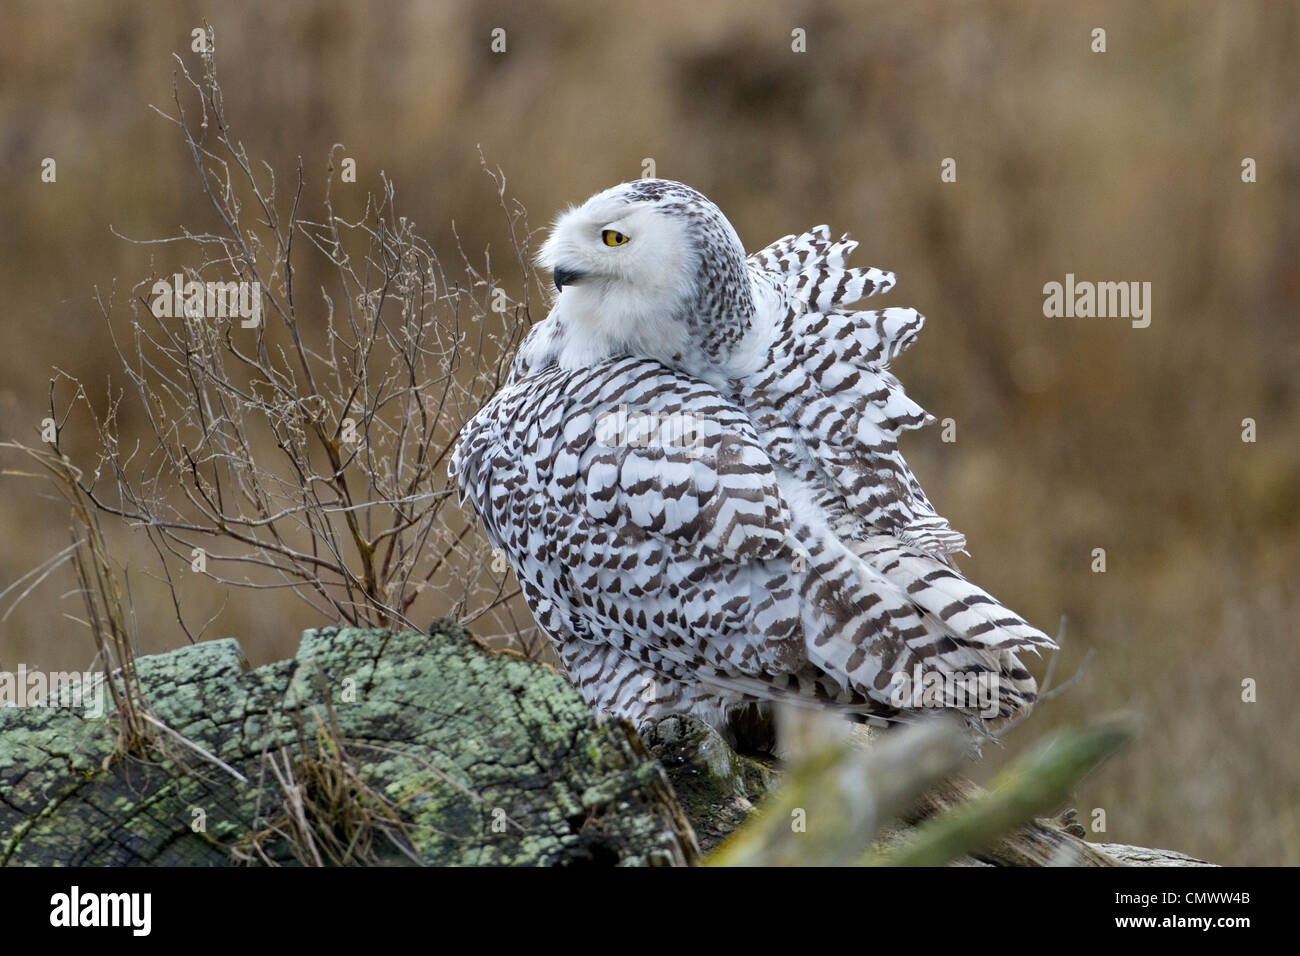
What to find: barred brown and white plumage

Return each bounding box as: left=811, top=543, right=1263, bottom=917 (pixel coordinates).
left=451, top=180, right=1054, bottom=733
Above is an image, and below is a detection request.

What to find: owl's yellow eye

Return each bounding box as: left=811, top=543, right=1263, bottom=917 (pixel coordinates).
left=602, top=230, right=629, bottom=246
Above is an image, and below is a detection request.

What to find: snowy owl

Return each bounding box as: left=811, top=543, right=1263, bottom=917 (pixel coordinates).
left=452, top=180, right=1054, bottom=735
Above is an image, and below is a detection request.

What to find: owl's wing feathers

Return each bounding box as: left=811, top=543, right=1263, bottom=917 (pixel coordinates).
left=455, top=359, right=789, bottom=567
left=749, top=225, right=897, bottom=311
left=572, top=365, right=792, bottom=565
left=744, top=229, right=968, bottom=557
left=454, top=356, right=832, bottom=704
left=744, top=227, right=1056, bottom=678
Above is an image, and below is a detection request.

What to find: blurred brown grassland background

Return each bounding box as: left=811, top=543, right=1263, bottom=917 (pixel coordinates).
left=1, top=0, right=1296, bottom=864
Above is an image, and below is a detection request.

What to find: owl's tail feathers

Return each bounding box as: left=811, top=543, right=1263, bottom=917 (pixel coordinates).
left=870, top=539, right=1057, bottom=656
left=802, top=537, right=1056, bottom=724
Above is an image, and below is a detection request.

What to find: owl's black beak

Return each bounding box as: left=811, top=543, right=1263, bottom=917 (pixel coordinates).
left=553, top=266, right=585, bottom=292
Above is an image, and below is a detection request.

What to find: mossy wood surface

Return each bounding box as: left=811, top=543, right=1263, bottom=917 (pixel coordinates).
left=0, top=622, right=697, bottom=866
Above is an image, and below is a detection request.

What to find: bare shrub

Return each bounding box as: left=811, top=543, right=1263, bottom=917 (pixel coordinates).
left=11, top=36, right=544, bottom=655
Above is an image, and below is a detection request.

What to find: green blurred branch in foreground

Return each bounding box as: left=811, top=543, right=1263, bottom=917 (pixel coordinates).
left=707, top=714, right=965, bottom=867
left=707, top=711, right=1130, bottom=867
left=865, top=722, right=1131, bottom=866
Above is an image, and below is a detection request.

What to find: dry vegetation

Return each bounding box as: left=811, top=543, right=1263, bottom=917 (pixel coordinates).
left=7, top=40, right=544, bottom=654
left=0, top=1, right=1295, bottom=864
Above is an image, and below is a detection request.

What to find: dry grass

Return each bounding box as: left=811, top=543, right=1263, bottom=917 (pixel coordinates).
left=232, top=681, right=423, bottom=867
left=0, top=440, right=152, bottom=757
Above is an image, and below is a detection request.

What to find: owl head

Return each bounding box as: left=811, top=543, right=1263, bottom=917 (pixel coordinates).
left=535, top=180, right=757, bottom=373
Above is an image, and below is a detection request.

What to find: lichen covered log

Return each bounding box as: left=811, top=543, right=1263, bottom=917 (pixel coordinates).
left=0, top=621, right=697, bottom=866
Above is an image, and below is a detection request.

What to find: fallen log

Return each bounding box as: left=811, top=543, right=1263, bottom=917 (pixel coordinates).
left=0, top=621, right=697, bottom=866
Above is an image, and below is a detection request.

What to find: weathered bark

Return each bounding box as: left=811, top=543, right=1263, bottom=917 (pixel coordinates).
left=0, top=621, right=697, bottom=866
left=640, top=714, right=779, bottom=852
left=1090, top=843, right=1215, bottom=867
